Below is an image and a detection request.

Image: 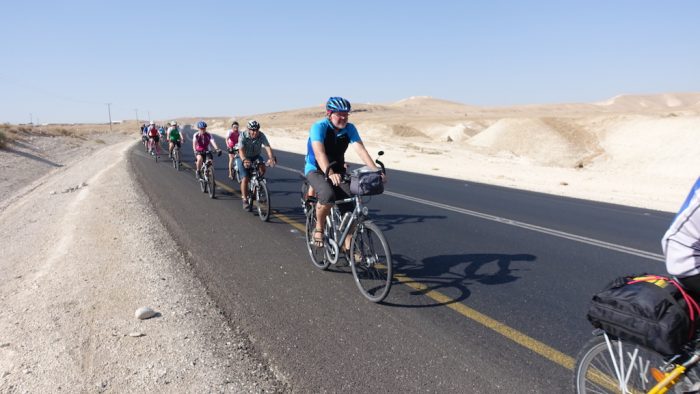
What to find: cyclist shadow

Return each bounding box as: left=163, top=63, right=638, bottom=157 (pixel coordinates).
left=384, top=252, right=536, bottom=308
left=369, top=212, right=447, bottom=230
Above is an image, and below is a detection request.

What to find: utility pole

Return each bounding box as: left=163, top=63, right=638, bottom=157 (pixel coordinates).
left=106, top=103, right=113, bottom=132
left=30, top=113, right=33, bottom=126
left=148, top=111, right=151, bottom=122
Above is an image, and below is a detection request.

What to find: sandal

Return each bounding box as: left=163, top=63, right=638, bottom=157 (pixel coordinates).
left=312, top=229, right=324, bottom=248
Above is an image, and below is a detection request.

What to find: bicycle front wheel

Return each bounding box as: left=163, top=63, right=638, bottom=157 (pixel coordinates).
left=350, top=220, right=392, bottom=302
left=573, top=333, right=674, bottom=393
left=208, top=169, right=216, bottom=199
left=256, top=181, right=271, bottom=222
left=305, top=206, right=330, bottom=270
left=199, top=175, right=207, bottom=193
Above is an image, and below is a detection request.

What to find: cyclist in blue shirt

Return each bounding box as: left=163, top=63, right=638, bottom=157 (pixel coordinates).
left=304, top=97, right=384, bottom=248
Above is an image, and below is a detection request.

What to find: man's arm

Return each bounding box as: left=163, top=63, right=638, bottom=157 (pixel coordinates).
left=352, top=141, right=380, bottom=172
left=265, top=146, right=276, bottom=166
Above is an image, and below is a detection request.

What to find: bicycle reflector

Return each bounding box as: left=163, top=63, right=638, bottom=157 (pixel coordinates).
left=651, top=368, right=665, bottom=382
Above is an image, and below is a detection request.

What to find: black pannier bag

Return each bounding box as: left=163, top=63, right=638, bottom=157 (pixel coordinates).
left=350, top=168, right=383, bottom=196
left=586, top=275, right=699, bottom=356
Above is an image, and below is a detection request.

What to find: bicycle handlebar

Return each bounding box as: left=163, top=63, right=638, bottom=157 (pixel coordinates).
left=324, top=151, right=386, bottom=181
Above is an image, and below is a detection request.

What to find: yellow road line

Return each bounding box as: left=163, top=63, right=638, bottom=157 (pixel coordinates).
left=180, top=160, right=576, bottom=371
left=393, top=273, right=575, bottom=370
left=182, top=162, right=307, bottom=232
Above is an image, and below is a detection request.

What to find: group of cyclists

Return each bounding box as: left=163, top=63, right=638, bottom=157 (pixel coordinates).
left=140, top=96, right=384, bottom=217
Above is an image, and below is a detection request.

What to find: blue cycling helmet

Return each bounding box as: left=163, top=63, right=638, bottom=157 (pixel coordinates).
left=326, top=97, right=351, bottom=113
left=197, top=121, right=207, bottom=129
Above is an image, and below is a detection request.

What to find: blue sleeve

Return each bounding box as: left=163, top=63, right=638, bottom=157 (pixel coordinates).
left=346, top=123, right=362, bottom=143
left=309, top=120, right=326, bottom=143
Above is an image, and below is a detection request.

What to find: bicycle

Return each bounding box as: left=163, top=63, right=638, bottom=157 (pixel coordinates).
left=195, top=150, right=216, bottom=199
left=301, top=151, right=392, bottom=302
left=148, top=138, right=159, bottom=162
left=242, top=158, right=271, bottom=222
left=574, top=330, right=700, bottom=393
left=171, top=143, right=181, bottom=171
left=574, top=275, right=700, bottom=393
left=229, top=148, right=241, bottom=183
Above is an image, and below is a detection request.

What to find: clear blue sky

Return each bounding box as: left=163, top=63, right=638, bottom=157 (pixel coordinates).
left=1, top=0, right=698, bottom=124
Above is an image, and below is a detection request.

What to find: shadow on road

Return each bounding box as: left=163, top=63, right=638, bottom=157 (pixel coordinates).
left=384, top=252, right=537, bottom=308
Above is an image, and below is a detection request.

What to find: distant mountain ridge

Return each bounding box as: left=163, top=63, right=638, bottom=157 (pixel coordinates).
left=593, top=92, right=700, bottom=111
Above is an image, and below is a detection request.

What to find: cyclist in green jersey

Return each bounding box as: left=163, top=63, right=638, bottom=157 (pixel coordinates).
left=166, top=121, right=185, bottom=158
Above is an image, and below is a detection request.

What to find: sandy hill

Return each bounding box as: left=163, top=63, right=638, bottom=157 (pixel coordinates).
left=23, top=92, right=696, bottom=211
left=169, top=93, right=699, bottom=176
left=594, top=92, right=700, bottom=113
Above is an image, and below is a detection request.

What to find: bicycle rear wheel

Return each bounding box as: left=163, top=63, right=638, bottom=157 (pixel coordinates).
left=256, top=181, right=270, bottom=222
left=573, top=333, right=674, bottom=393
left=207, top=168, right=216, bottom=199
left=305, top=205, right=330, bottom=270
left=350, top=220, right=392, bottom=302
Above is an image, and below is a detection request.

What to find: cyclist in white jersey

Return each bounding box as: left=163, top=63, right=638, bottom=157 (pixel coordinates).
left=663, top=177, right=700, bottom=295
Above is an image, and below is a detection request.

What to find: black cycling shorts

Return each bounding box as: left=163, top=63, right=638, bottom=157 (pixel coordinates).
left=305, top=170, right=353, bottom=212
left=196, top=150, right=213, bottom=160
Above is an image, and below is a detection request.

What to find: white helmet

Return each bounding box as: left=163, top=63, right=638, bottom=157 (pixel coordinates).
left=170, top=120, right=177, bottom=126
left=149, top=121, right=155, bottom=125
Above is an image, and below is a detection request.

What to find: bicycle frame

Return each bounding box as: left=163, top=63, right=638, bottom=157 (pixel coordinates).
left=246, top=160, right=266, bottom=191
left=326, top=195, right=365, bottom=251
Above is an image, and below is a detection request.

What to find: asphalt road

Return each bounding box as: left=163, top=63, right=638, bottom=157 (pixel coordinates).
left=129, top=135, right=674, bottom=392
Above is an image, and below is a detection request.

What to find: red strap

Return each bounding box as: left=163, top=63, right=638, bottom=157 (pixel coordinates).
left=628, top=275, right=700, bottom=338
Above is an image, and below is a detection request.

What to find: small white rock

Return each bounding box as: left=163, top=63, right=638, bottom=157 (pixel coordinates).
left=135, top=306, right=156, bottom=320
left=128, top=332, right=145, bottom=337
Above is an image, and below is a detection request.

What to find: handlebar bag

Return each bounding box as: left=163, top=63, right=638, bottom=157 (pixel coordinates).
left=586, top=275, right=694, bottom=356
left=350, top=168, right=383, bottom=196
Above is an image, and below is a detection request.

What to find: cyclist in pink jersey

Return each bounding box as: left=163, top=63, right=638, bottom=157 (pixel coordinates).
left=192, top=121, right=221, bottom=179
left=226, top=121, right=241, bottom=179
left=147, top=121, right=161, bottom=156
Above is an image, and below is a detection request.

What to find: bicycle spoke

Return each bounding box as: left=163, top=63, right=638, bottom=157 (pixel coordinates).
left=574, top=334, right=668, bottom=394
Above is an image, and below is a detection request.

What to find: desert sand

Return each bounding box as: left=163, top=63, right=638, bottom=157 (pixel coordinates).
left=200, top=92, right=700, bottom=213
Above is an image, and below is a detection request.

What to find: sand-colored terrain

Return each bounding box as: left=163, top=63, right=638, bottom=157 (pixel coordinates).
left=195, top=92, right=700, bottom=213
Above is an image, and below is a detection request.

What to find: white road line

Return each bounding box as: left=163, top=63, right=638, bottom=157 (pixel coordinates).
left=274, top=165, right=664, bottom=262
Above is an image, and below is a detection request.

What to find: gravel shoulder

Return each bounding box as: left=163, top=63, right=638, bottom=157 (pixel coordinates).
left=0, top=135, right=286, bottom=392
